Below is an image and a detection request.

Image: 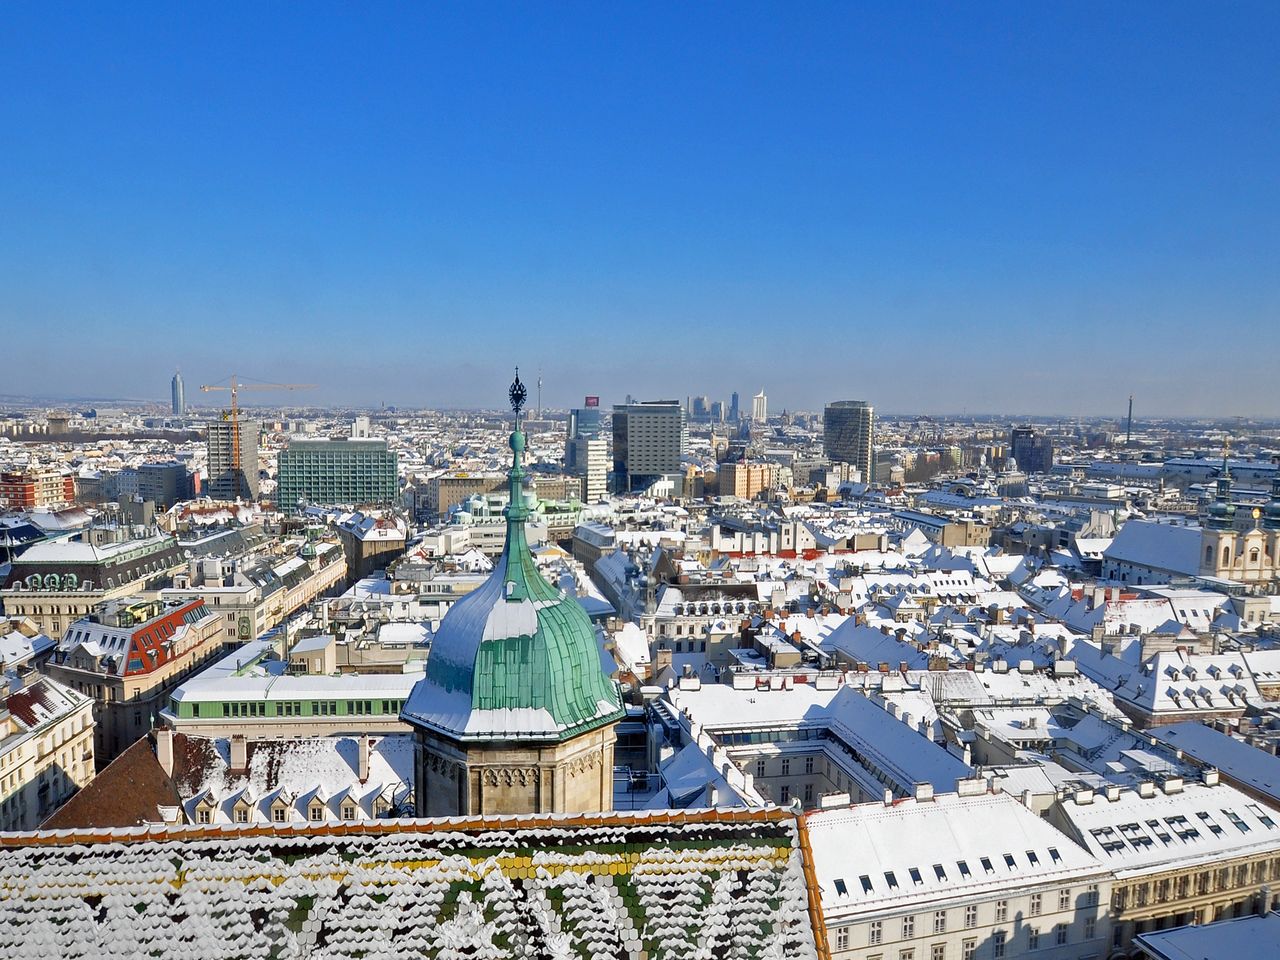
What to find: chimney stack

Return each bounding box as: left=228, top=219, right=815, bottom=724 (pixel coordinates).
left=156, top=727, right=174, bottom=777
left=230, top=734, right=248, bottom=775
left=358, top=734, right=371, bottom=784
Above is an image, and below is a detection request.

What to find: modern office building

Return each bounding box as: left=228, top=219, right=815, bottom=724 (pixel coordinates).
left=275, top=438, right=398, bottom=512
left=729, top=391, right=740, bottom=423
left=612, top=400, right=687, bottom=493
left=1011, top=427, right=1055, bottom=475
left=566, top=397, right=604, bottom=443
left=824, top=400, right=875, bottom=483
left=566, top=397, right=608, bottom=503
left=135, top=462, right=195, bottom=509
left=205, top=418, right=260, bottom=501
left=170, top=371, right=185, bottom=416
left=751, top=389, right=768, bottom=423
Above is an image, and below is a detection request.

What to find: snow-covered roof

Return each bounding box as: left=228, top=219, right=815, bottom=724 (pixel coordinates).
left=1069, top=641, right=1257, bottom=718
left=1152, top=722, right=1280, bottom=804
left=0, top=810, right=821, bottom=959
left=809, top=792, right=1104, bottom=920
left=1102, top=521, right=1202, bottom=577
left=1053, top=779, right=1280, bottom=874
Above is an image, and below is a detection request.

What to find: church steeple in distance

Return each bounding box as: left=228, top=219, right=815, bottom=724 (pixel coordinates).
left=1207, top=438, right=1236, bottom=530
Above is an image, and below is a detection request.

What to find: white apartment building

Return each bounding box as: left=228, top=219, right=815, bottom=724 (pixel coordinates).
left=1048, top=775, right=1280, bottom=956
left=811, top=791, right=1112, bottom=960
left=0, top=675, right=96, bottom=830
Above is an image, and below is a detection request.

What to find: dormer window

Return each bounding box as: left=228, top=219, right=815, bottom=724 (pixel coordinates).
left=235, top=807, right=248, bottom=823
left=197, top=808, right=211, bottom=824
left=309, top=805, right=324, bottom=822
left=341, top=804, right=356, bottom=821
left=272, top=806, right=287, bottom=823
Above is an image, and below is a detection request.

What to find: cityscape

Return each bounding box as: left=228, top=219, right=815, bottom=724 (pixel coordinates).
left=2, top=5, right=1278, bottom=960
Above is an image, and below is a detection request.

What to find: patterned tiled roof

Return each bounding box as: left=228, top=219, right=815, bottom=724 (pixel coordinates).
left=0, top=809, right=822, bottom=960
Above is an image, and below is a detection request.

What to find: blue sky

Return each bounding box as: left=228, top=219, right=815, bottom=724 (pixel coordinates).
left=2, top=3, right=1277, bottom=415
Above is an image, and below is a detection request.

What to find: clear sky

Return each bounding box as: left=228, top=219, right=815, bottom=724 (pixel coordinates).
left=1, top=3, right=1277, bottom=416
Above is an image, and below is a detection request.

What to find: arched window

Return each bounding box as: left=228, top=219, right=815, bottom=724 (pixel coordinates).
left=1205, top=545, right=1214, bottom=564
left=1250, top=548, right=1260, bottom=564
left=1222, top=546, right=1231, bottom=566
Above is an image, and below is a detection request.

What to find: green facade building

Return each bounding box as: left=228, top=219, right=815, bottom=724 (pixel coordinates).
left=276, top=438, right=398, bottom=512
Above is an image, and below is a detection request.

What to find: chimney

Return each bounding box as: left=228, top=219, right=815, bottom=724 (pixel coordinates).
left=358, top=734, right=372, bottom=784
left=230, top=734, right=248, bottom=775
left=156, top=727, right=174, bottom=777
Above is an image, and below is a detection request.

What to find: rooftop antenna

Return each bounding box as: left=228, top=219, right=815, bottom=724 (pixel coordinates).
left=1126, top=395, right=1134, bottom=447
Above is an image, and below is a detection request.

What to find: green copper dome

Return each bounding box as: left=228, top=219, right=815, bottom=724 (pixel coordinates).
left=402, top=371, right=623, bottom=742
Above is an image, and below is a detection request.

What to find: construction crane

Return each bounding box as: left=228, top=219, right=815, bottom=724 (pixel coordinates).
left=200, top=375, right=316, bottom=500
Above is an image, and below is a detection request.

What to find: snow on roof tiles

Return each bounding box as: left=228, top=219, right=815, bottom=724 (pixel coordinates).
left=0, top=810, right=820, bottom=960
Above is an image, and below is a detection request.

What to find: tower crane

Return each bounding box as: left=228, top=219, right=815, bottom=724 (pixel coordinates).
left=199, top=375, right=316, bottom=500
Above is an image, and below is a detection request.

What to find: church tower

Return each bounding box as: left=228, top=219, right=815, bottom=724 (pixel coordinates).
left=401, top=370, right=624, bottom=817
left=1199, top=447, right=1237, bottom=578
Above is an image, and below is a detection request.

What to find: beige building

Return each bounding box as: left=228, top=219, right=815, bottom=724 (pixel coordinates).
left=1, top=529, right=186, bottom=641
left=1049, top=774, right=1280, bottom=956
left=717, top=460, right=778, bottom=500
left=44, top=596, right=224, bottom=766
left=0, top=674, right=96, bottom=830
left=420, top=472, right=505, bottom=519
left=161, top=539, right=348, bottom=645
left=1198, top=468, right=1280, bottom=589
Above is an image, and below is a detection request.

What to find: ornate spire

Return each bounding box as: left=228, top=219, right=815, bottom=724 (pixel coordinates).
left=506, top=368, right=530, bottom=525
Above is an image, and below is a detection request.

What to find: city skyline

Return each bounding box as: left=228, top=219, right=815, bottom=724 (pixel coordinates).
left=2, top=4, right=1277, bottom=416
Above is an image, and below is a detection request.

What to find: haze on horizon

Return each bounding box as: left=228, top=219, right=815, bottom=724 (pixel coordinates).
left=1, top=4, right=1277, bottom=418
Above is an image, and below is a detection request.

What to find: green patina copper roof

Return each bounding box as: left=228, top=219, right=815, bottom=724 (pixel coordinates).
left=405, top=371, right=623, bottom=740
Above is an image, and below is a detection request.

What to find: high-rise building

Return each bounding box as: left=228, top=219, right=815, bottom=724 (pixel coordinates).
left=206, top=418, right=261, bottom=501
left=824, top=401, right=875, bottom=484
left=709, top=400, right=725, bottom=423
left=566, top=397, right=604, bottom=446
left=729, top=392, right=740, bottom=423
left=565, top=397, right=608, bottom=503
left=170, top=371, right=185, bottom=416
left=752, top=390, right=768, bottom=423
left=276, top=438, right=398, bottom=512
left=566, top=437, right=608, bottom=503
left=1009, top=427, right=1054, bottom=475
left=612, top=400, right=687, bottom=493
